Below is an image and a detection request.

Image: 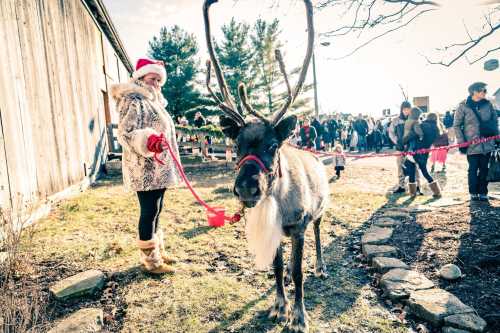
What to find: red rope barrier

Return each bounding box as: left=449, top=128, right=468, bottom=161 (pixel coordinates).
left=298, top=134, right=500, bottom=159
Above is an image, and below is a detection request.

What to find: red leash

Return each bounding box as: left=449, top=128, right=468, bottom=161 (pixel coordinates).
left=298, top=134, right=500, bottom=159
left=154, top=139, right=241, bottom=225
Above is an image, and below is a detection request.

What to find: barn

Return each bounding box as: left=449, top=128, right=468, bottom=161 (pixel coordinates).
left=0, top=0, right=132, bottom=218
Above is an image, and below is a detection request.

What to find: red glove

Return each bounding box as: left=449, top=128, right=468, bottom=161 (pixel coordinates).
left=147, top=133, right=165, bottom=154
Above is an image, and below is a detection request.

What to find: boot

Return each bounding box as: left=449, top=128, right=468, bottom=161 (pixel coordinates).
left=156, top=229, right=177, bottom=264
left=408, top=183, right=418, bottom=198
left=137, top=238, right=175, bottom=274
left=429, top=181, right=442, bottom=199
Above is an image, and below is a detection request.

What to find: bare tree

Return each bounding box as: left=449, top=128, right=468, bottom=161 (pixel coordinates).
left=314, top=0, right=499, bottom=66
left=425, top=4, right=500, bottom=67
left=316, top=0, right=439, bottom=59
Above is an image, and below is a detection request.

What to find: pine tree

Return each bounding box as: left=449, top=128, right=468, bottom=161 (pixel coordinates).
left=250, top=19, right=314, bottom=117
left=148, top=26, right=208, bottom=121
left=214, top=18, right=256, bottom=114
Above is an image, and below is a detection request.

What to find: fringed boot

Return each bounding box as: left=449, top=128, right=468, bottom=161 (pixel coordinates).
left=137, top=238, right=175, bottom=274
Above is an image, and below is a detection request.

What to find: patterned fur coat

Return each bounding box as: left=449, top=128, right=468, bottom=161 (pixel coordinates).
left=111, top=80, right=181, bottom=192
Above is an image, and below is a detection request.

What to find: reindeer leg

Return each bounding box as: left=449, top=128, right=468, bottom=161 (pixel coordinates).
left=289, top=234, right=308, bottom=333
left=313, top=218, right=328, bottom=279
left=269, top=245, right=290, bottom=322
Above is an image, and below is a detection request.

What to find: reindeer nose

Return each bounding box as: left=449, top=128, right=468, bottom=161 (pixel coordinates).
left=234, top=185, right=259, bottom=199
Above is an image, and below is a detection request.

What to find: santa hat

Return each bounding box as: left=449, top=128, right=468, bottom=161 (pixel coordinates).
left=132, top=58, right=167, bottom=86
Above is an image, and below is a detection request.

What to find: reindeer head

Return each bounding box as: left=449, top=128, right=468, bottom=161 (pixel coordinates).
left=203, top=0, right=314, bottom=208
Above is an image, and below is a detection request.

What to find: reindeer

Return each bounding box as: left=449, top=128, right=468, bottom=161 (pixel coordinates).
left=203, top=0, right=329, bottom=332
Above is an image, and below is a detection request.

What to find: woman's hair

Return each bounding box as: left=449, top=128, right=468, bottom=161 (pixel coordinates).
left=334, top=144, right=343, bottom=152
left=400, top=101, right=412, bottom=119
left=426, top=112, right=444, bottom=134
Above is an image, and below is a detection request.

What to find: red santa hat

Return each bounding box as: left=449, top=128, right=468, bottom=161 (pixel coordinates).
left=132, top=58, right=167, bottom=86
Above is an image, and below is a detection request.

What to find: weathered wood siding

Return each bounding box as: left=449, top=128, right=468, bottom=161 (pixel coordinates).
left=0, top=0, right=130, bottom=212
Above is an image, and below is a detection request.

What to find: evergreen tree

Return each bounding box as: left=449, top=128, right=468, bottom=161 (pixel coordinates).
left=214, top=18, right=256, bottom=114
left=250, top=19, right=314, bottom=117
left=251, top=18, right=283, bottom=114
left=148, top=26, right=208, bottom=120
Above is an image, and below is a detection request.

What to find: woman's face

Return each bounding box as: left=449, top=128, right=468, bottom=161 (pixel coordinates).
left=142, top=73, right=162, bottom=90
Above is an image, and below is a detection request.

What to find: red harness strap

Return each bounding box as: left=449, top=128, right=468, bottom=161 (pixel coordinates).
left=236, top=154, right=282, bottom=178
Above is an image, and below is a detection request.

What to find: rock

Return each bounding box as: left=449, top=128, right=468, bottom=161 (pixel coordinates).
left=362, top=244, right=398, bottom=262
left=427, top=197, right=466, bottom=208
left=50, top=270, right=105, bottom=301
left=444, top=313, right=487, bottom=333
left=373, top=218, right=402, bottom=227
left=407, top=288, right=474, bottom=326
left=48, top=308, right=103, bottom=333
left=380, top=269, right=434, bottom=300
left=380, top=210, right=411, bottom=220
left=439, top=264, right=462, bottom=280
left=361, top=226, right=393, bottom=245
left=441, top=327, right=470, bottom=333
left=372, top=257, right=409, bottom=273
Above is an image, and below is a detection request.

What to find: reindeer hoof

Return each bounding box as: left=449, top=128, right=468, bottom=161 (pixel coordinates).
left=314, top=265, right=329, bottom=279
left=288, top=307, right=309, bottom=333
left=268, top=298, right=290, bottom=322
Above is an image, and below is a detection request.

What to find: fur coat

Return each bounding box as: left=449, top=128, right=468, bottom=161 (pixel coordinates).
left=453, top=97, right=498, bottom=155
left=111, top=80, right=181, bottom=191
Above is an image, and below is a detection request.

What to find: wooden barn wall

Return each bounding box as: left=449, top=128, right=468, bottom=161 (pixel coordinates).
left=0, top=0, right=129, bottom=212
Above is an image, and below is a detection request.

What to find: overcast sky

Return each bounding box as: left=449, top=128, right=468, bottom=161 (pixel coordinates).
left=102, top=0, right=499, bottom=117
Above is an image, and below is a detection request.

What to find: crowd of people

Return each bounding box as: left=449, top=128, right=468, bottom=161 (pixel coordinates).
left=291, top=112, right=392, bottom=154
left=293, top=81, right=499, bottom=200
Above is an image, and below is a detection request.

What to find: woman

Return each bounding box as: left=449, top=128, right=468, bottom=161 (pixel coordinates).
left=453, top=82, right=498, bottom=202
left=300, top=118, right=317, bottom=149
left=112, top=58, right=181, bottom=274
left=404, top=111, right=442, bottom=198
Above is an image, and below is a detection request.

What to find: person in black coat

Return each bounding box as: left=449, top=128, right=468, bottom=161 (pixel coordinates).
left=404, top=112, right=442, bottom=198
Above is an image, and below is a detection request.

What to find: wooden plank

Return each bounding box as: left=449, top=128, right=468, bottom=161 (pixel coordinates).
left=0, top=0, right=39, bottom=211
left=15, top=0, right=65, bottom=198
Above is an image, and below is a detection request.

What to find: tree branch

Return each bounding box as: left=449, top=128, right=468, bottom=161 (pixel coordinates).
left=426, top=20, right=500, bottom=67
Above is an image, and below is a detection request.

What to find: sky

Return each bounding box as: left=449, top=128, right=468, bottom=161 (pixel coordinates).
left=102, top=0, right=499, bottom=117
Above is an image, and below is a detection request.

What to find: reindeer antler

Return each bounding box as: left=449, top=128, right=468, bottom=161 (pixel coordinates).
left=203, top=0, right=315, bottom=127
left=203, top=0, right=245, bottom=127
left=272, top=0, right=315, bottom=126
left=238, top=83, right=268, bottom=123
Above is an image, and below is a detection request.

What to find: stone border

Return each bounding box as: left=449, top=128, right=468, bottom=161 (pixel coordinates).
left=360, top=209, right=487, bottom=333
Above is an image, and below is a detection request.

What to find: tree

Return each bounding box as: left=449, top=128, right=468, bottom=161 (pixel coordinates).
left=148, top=26, right=206, bottom=120
left=215, top=18, right=256, bottom=114
left=250, top=18, right=314, bottom=116
left=315, top=0, right=499, bottom=67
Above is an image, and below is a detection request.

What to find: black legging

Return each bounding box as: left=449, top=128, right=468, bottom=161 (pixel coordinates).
left=405, top=154, right=434, bottom=184
left=137, top=188, right=166, bottom=241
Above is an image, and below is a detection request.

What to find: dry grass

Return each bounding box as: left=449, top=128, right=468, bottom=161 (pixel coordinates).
left=1, top=206, right=46, bottom=332
left=24, top=162, right=411, bottom=332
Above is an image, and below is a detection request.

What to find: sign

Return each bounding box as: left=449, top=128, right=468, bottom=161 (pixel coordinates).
left=413, top=96, right=429, bottom=113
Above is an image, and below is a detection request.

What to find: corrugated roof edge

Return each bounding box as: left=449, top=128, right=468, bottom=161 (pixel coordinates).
left=82, top=0, right=134, bottom=74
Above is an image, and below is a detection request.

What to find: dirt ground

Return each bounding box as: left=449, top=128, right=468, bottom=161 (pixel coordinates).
left=390, top=203, right=500, bottom=333
left=13, top=149, right=500, bottom=332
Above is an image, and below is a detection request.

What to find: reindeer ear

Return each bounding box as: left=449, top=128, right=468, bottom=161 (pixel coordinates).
left=220, top=115, right=242, bottom=139
left=274, top=115, right=297, bottom=142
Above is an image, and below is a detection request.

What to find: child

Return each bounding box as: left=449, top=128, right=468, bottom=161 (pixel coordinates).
left=333, top=144, right=346, bottom=180
left=430, top=117, right=449, bottom=173
left=403, top=107, right=424, bottom=163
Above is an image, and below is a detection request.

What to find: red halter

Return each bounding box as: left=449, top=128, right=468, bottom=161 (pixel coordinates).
left=236, top=154, right=282, bottom=178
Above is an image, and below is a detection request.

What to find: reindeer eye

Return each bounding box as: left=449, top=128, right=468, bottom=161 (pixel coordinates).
left=268, top=143, right=278, bottom=153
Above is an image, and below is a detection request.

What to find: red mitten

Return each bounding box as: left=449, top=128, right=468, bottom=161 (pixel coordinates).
left=147, top=133, right=165, bottom=154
